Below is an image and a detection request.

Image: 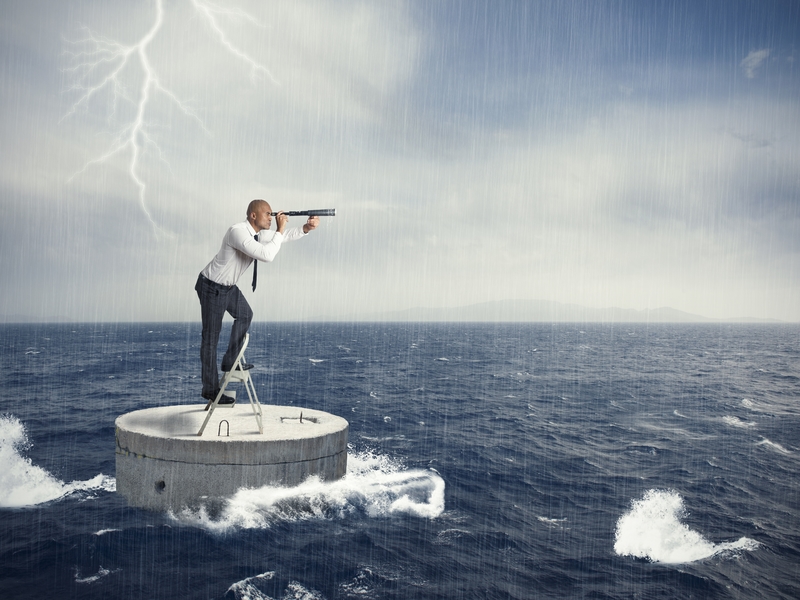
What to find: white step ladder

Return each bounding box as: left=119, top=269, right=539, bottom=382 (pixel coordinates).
left=198, top=333, right=263, bottom=436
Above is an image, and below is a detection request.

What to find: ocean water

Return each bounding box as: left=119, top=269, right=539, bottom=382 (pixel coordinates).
left=0, top=322, right=798, bottom=599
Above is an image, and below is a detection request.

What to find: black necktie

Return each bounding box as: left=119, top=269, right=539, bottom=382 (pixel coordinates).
left=252, top=234, right=259, bottom=291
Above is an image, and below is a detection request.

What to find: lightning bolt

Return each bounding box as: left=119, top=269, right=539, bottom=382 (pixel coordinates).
left=191, top=0, right=280, bottom=85
left=64, top=0, right=277, bottom=233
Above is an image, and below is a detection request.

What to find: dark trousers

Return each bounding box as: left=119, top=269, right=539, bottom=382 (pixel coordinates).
left=195, top=274, right=253, bottom=399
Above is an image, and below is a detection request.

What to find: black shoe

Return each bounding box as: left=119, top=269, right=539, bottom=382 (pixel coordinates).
left=202, top=390, right=236, bottom=403
left=203, top=392, right=235, bottom=411
left=227, top=363, right=254, bottom=372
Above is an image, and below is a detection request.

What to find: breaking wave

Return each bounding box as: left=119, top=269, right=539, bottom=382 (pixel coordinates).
left=0, top=414, right=115, bottom=508
left=173, top=450, right=445, bottom=533
left=614, top=489, right=758, bottom=564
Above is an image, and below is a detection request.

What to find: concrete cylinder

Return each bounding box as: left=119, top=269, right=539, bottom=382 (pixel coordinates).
left=115, top=404, right=348, bottom=511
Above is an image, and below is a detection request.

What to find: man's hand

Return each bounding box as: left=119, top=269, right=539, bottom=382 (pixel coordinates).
left=303, top=215, right=320, bottom=234
left=275, top=211, right=289, bottom=233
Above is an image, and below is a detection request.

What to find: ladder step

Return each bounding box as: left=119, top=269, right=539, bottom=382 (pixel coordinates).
left=226, top=371, right=250, bottom=382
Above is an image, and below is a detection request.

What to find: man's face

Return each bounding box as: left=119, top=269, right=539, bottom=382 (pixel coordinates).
left=252, top=204, right=272, bottom=232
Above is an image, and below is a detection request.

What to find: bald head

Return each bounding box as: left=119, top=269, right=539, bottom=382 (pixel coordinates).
left=247, top=199, right=274, bottom=233
left=247, top=199, right=270, bottom=218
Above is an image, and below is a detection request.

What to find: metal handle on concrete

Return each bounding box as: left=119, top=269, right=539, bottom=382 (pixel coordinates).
left=218, top=420, right=230, bottom=437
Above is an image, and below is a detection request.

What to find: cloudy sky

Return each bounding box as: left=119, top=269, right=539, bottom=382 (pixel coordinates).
left=1, top=0, right=798, bottom=322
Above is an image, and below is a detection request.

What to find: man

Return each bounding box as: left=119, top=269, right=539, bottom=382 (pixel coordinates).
left=195, top=199, right=319, bottom=404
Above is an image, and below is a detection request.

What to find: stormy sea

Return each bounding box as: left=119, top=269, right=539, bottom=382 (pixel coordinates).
left=1, top=322, right=798, bottom=599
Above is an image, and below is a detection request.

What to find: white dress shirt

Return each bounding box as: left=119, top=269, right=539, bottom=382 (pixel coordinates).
left=201, top=220, right=306, bottom=286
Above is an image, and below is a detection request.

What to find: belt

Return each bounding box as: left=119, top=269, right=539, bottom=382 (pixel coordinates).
left=198, top=273, right=234, bottom=291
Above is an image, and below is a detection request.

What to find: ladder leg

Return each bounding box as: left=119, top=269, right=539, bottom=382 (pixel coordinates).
left=198, top=371, right=233, bottom=435
left=244, top=374, right=263, bottom=434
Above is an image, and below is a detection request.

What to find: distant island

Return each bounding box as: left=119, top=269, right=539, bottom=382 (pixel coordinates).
left=325, top=299, right=784, bottom=323
left=1, top=300, right=787, bottom=323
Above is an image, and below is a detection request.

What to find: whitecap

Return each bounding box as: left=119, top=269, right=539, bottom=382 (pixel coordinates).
left=226, top=571, right=276, bottom=600
left=283, top=581, right=325, bottom=599
left=308, top=359, right=325, bottom=364
left=339, top=564, right=426, bottom=597
left=0, top=414, right=115, bottom=508
left=75, top=566, right=117, bottom=584
left=228, top=575, right=325, bottom=600
left=614, top=489, right=758, bottom=564
left=172, top=450, right=445, bottom=533
left=723, top=416, right=756, bottom=428
left=756, top=438, right=791, bottom=454
left=537, top=516, right=567, bottom=528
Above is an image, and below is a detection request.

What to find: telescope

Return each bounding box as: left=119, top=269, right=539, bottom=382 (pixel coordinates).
left=270, top=209, right=336, bottom=217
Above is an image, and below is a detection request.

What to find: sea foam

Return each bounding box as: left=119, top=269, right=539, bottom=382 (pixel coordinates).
left=226, top=571, right=325, bottom=600
left=0, top=414, right=114, bottom=508
left=756, top=438, right=791, bottom=454
left=173, top=450, right=445, bottom=532
left=723, top=415, right=756, bottom=428
left=614, top=489, right=758, bottom=564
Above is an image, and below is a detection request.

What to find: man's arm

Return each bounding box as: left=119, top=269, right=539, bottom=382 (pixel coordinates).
left=264, top=215, right=318, bottom=243
left=231, top=227, right=284, bottom=262
left=232, top=216, right=318, bottom=261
